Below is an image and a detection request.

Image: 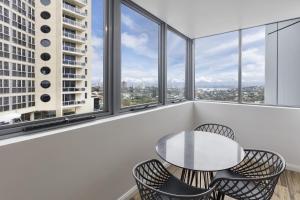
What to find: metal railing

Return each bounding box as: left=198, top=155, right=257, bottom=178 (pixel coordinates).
left=63, top=60, right=86, bottom=66
left=63, top=31, right=86, bottom=42
left=63, top=46, right=86, bottom=54
left=63, top=87, right=86, bottom=92
left=63, top=17, right=86, bottom=29
left=63, top=3, right=87, bottom=16
left=63, top=100, right=86, bottom=106
left=63, top=73, right=86, bottom=79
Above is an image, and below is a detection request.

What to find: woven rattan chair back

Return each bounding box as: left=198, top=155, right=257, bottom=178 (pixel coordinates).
left=133, top=159, right=216, bottom=200
left=194, top=123, right=235, bottom=140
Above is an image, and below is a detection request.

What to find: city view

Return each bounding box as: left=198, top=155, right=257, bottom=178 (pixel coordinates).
left=195, top=86, right=264, bottom=103
left=0, top=0, right=266, bottom=125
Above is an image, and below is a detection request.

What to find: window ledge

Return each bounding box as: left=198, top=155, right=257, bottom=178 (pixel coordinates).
left=0, top=101, right=192, bottom=147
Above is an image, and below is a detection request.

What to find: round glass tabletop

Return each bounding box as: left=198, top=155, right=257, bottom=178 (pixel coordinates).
left=156, top=131, right=245, bottom=171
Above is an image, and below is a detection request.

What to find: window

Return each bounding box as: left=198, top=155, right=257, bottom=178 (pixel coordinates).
left=241, top=26, right=265, bottom=104
left=195, top=31, right=239, bottom=102
left=0, top=0, right=191, bottom=136
left=167, top=30, right=187, bottom=101
left=121, top=3, right=160, bottom=108
left=91, top=0, right=104, bottom=111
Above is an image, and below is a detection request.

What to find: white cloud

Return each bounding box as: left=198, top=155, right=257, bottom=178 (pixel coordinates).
left=121, top=13, right=138, bottom=31
left=91, top=35, right=103, bottom=49
left=91, top=35, right=104, bottom=85
left=242, top=48, right=265, bottom=83
left=243, top=30, right=265, bottom=45
left=205, top=39, right=238, bottom=55
left=121, top=32, right=157, bottom=59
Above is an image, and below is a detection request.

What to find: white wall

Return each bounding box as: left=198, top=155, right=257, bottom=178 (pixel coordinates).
left=193, top=101, right=300, bottom=172
left=0, top=102, right=194, bottom=200
left=0, top=101, right=299, bottom=200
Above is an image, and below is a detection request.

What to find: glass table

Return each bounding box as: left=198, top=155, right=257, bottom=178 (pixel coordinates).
left=156, top=130, right=245, bottom=194
left=156, top=130, right=245, bottom=172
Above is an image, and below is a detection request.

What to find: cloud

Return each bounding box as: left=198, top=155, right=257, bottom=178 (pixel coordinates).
left=242, top=47, right=265, bottom=84
left=91, top=35, right=103, bottom=49
left=91, top=34, right=104, bottom=85
left=121, top=32, right=158, bottom=59
left=243, top=30, right=265, bottom=45
left=121, top=13, right=138, bottom=30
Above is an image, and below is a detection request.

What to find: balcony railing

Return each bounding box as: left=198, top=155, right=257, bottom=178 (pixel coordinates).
left=63, top=73, right=86, bottom=79
left=63, top=100, right=86, bottom=106
left=63, top=46, right=86, bottom=54
left=63, top=31, right=86, bottom=42
left=63, top=17, right=86, bottom=29
left=63, top=3, right=87, bottom=16
left=63, top=87, right=86, bottom=92
left=63, top=59, right=86, bottom=67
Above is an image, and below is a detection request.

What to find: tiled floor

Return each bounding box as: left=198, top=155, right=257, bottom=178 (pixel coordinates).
left=131, top=166, right=300, bottom=200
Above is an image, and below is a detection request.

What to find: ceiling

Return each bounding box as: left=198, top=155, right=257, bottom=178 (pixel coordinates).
left=131, top=0, right=300, bottom=39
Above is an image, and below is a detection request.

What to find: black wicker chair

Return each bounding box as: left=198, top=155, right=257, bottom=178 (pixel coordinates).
left=133, top=159, right=216, bottom=200
left=194, top=123, right=235, bottom=140
left=211, top=149, right=286, bottom=200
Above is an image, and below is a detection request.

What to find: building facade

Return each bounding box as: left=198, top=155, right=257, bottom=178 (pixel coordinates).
left=0, top=0, right=92, bottom=123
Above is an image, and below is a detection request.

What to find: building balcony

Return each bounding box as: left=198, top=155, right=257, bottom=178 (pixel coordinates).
left=63, top=87, right=86, bottom=93
left=63, top=17, right=86, bottom=31
left=63, top=59, right=86, bottom=67
left=63, top=100, right=86, bottom=106
left=63, top=32, right=86, bottom=44
left=63, top=73, right=86, bottom=79
left=63, top=46, right=86, bottom=55
left=63, top=3, right=87, bottom=19
left=63, top=0, right=87, bottom=8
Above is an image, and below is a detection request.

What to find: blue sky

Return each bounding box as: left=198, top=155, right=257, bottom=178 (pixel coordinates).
left=195, top=26, right=265, bottom=88
left=92, top=1, right=265, bottom=89
left=91, top=0, right=104, bottom=87
left=91, top=0, right=186, bottom=88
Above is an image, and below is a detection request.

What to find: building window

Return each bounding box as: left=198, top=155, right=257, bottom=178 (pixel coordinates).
left=0, top=97, right=9, bottom=112
left=0, top=61, right=9, bottom=76
left=0, top=79, right=9, bottom=94
left=195, top=31, right=239, bottom=102
left=167, top=30, right=187, bottom=102
left=121, top=3, right=160, bottom=108
left=241, top=26, right=265, bottom=104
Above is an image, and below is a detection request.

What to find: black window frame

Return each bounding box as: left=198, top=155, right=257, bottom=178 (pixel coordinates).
left=0, top=0, right=192, bottom=139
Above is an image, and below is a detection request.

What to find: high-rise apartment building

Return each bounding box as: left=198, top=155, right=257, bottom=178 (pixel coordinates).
left=0, top=0, right=92, bottom=123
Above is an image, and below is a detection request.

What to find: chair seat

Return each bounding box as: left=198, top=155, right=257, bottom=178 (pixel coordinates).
left=214, top=170, right=264, bottom=199
left=159, top=176, right=207, bottom=196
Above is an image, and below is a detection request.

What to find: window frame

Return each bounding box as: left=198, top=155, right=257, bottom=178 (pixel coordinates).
left=0, top=0, right=192, bottom=139
left=166, top=26, right=189, bottom=104
left=119, top=0, right=164, bottom=112
left=193, top=17, right=300, bottom=109
left=194, top=30, right=240, bottom=102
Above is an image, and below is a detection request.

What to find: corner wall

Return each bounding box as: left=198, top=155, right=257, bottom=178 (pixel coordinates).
left=193, top=101, right=300, bottom=172
left=0, top=102, right=194, bottom=200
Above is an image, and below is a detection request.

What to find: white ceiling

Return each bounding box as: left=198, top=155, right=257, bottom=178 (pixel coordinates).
left=131, top=0, right=300, bottom=39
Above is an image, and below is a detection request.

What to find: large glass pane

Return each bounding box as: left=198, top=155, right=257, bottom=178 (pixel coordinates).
left=167, top=30, right=186, bottom=101
left=91, top=0, right=104, bottom=111
left=195, top=32, right=239, bottom=102
left=121, top=4, right=159, bottom=108
left=242, top=26, right=265, bottom=104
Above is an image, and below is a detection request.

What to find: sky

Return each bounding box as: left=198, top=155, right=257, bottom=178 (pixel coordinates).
left=91, top=0, right=104, bottom=87
left=91, top=0, right=186, bottom=88
left=92, top=1, right=265, bottom=89
left=195, top=26, right=265, bottom=88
